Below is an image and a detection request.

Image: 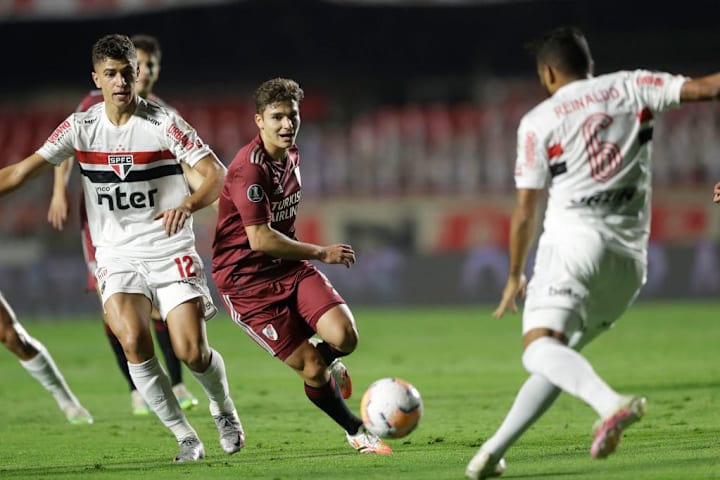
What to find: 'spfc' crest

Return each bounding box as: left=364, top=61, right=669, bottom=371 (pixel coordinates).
left=108, top=154, right=134, bottom=180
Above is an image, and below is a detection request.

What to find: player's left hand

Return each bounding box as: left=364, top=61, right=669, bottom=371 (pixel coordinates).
left=319, top=243, right=356, bottom=268
left=492, top=273, right=527, bottom=319
left=47, top=193, right=69, bottom=231
left=154, top=206, right=191, bottom=235
left=713, top=182, right=720, bottom=203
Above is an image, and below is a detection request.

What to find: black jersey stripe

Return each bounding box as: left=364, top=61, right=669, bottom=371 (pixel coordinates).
left=80, top=164, right=183, bottom=183
left=638, top=128, right=653, bottom=145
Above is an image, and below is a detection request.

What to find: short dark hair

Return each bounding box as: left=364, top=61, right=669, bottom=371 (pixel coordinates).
left=254, top=78, right=304, bottom=114
left=131, top=34, right=162, bottom=61
left=92, top=34, right=136, bottom=67
left=526, top=26, right=593, bottom=77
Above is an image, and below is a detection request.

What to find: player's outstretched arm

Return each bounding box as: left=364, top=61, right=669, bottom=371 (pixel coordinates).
left=493, top=188, right=542, bottom=319
left=680, top=73, right=720, bottom=102
left=0, top=153, right=53, bottom=198
left=246, top=222, right=356, bottom=268
left=47, top=157, right=73, bottom=230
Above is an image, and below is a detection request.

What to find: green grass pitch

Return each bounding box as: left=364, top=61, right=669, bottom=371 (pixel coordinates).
left=0, top=303, right=718, bottom=479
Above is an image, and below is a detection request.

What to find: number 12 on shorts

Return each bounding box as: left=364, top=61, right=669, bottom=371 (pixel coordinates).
left=174, top=255, right=197, bottom=278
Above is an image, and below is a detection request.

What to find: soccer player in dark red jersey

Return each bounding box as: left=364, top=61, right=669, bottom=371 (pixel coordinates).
left=212, top=77, right=391, bottom=454
left=47, top=34, right=200, bottom=416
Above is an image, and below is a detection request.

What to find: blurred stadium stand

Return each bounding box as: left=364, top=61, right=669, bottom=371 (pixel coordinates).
left=1, top=0, right=720, bottom=314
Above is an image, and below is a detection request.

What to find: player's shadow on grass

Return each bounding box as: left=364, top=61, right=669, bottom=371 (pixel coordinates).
left=0, top=450, right=376, bottom=478
left=0, top=458, right=215, bottom=478
left=620, top=381, right=720, bottom=393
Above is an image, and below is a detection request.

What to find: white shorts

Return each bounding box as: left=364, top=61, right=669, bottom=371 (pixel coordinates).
left=523, top=232, right=645, bottom=348
left=95, top=251, right=217, bottom=321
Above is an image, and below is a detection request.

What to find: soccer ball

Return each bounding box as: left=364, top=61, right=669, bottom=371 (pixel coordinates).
left=360, top=377, right=423, bottom=439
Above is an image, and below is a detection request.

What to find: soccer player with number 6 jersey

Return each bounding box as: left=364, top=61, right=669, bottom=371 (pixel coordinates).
left=0, top=34, right=242, bottom=462
left=466, top=26, right=720, bottom=479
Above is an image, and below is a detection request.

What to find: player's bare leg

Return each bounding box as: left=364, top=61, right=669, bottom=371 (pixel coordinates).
left=166, top=299, right=243, bottom=455
left=287, top=337, right=391, bottom=454
left=104, top=292, right=201, bottom=459
left=313, top=304, right=358, bottom=399
left=0, top=293, right=92, bottom=424
left=150, top=307, right=198, bottom=411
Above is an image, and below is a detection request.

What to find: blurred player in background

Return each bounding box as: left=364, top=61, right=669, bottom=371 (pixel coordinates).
left=0, top=34, right=243, bottom=462
left=711, top=182, right=720, bottom=203
left=0, top=291, right=93, bottom=424
left=466, top=26, right=720, bottom=479
left=47, top=34, right=199, bottom=416
left=212, top=77, right=391, bottom=454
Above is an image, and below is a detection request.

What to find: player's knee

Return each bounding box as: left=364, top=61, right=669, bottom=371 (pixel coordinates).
left=522, top=335, right=562, bottom=373
left=180, top=345, right=211, bottom=372
left=0, top=328, right=36, bottom=359
left=301, top=354, right=329, bottom=384
left=116, top=331, right=154, bottom=362
left=337, top=329, right=358, bottom=354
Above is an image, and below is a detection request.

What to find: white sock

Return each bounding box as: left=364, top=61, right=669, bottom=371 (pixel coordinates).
left=128, top=356, right=196, bottom=441
left=522, top=336, right=622, bottom=416
left=190, top=349, right=235, bottom=416
left=482, top=374, right=561, bottom=458
left=19, top=341, right=79, bottom=411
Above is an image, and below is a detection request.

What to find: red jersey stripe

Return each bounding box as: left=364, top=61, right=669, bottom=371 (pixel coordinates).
left=637, top=108, right=654, bottom=123
left=547, top=143, right=563, bottom=159
left=75, top=150, right=176, bottom=165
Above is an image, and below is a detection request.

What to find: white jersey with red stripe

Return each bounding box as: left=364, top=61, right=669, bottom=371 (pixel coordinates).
left=37, top=97, right=213, bottom=261
left=515, top=69, right=687, bottom=259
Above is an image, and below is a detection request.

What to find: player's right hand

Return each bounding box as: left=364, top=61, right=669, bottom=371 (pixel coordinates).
left=492, top=274, right=527, bottom=319
left=47, top=193, right=68, bottom=231
left=154, top=206, right=191, bottom=235
left=319, top=244, right=356, bottom=268
left=713, top=182, right=720, bottom=203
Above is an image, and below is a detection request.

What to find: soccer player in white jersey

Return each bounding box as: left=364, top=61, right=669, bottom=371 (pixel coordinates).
left=466, top=26, right=720, bottom=479
left=47, top=34, right=200, bottom=417
left=0, top=291, right=93, bottom=424
left=0, top=34, right=243, bottom=462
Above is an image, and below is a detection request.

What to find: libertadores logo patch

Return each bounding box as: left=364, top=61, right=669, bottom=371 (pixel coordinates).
left=247, top=184, right=265, bottom=202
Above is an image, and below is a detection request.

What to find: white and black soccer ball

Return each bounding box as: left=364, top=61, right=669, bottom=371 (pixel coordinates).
left=360, top=377, right=423, bottom=439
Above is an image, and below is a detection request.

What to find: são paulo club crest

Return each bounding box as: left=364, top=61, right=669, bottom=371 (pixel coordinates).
left=108, top=154, right=134, bottom=180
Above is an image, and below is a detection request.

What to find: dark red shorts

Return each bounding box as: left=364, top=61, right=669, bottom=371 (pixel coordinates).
left=218, top=264, right=345, bottom=361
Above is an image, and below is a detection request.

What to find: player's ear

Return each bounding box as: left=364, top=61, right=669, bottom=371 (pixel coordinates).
left=545, top=65, right=557, bottom=84
left=540, top=64, right=561, bottom=90
left=254, top=113, right=263, bottom=130
left=92, top=71, right=101, bottom=88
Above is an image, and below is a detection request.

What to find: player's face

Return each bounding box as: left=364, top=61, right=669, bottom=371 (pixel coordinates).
left=136, top=49, right=160, bottom=99
left=255, top=100, right=301, bottom=160
left=92, top=57, right=138, bottom=110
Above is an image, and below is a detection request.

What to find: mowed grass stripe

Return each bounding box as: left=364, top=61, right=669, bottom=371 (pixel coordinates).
left=0, top=302, right=718, bottom=479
